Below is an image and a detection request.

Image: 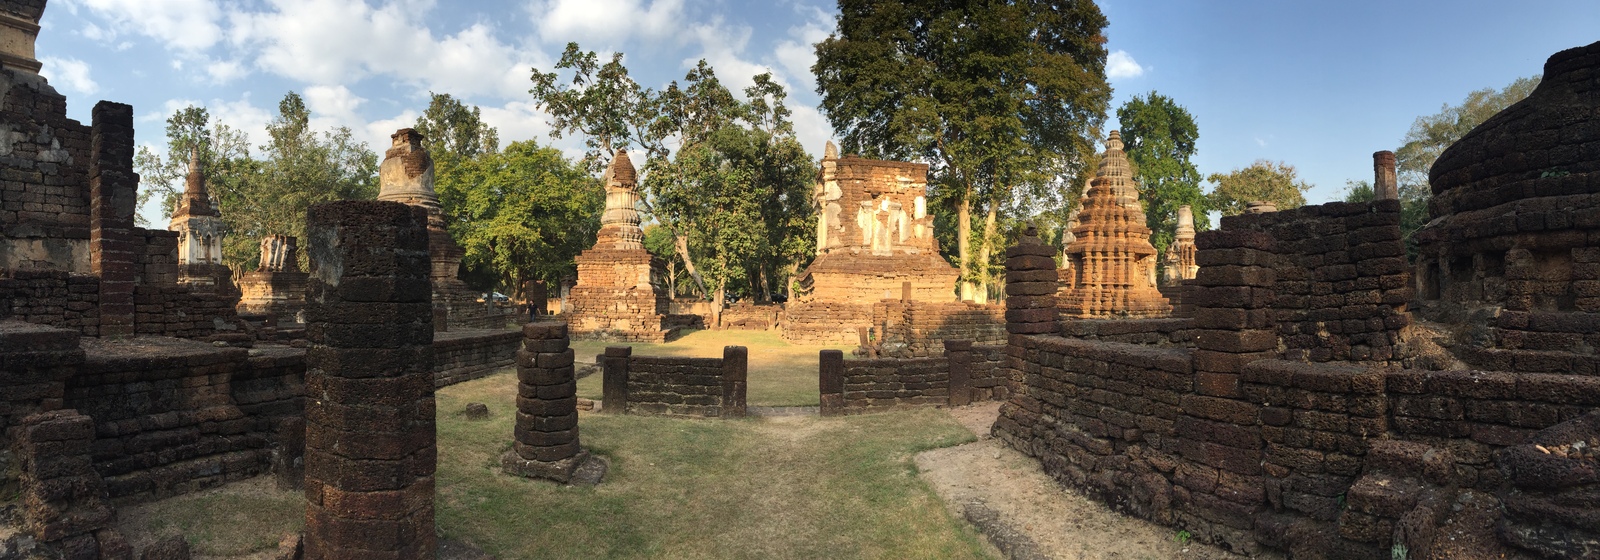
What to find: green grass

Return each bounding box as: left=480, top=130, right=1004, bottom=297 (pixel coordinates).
left=572, top=329, right=854, bottom=407
left=119, top=369, right=992, bottom=559
left=438, top=371, right=990, bottom=559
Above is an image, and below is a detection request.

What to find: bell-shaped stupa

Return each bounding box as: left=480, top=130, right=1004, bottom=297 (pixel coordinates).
left=1060, top=131, right=1170, bottom=318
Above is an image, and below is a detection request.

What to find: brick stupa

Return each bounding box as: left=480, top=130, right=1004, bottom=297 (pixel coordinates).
left=168, top=148, right=233, bottom=291
left=567, top=150, right=675, bottom=341
left=377, top=128, right=489, bottom=329
left=1060, top=131, right=1170, bottom=318
left=785, top=142, right=959, bottom=344
left=1162, top=205, right=1198, bottom=285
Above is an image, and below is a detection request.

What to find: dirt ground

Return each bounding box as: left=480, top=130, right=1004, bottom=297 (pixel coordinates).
left=918, top=402, right=1249, bottom=560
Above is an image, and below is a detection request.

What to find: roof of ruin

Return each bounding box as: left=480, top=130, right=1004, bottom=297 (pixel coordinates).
left=1429, top=40, right=1600, bottom=203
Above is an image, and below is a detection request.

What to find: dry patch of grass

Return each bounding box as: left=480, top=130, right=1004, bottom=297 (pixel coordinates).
left=116, top=476, right=302, bottom=558
left=572, top=329, right=854, bottom=407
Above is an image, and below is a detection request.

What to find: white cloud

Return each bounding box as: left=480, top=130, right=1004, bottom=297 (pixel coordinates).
left=39, top=56, right=99, bottom=96
left=228, top=0, right=547, bottom=99
left=204, top=59, right=248, bottom=83
left=530, top=0, right=686, bottom=46
left=63, top=0, right=224, bottom=51
left=304, top=85, right=367, bottom=130
left=772, top=5, right=832, bottom=99
left=1106, top=50, right=1144, bottom=79
left=479, top=100, right=554, bottom=146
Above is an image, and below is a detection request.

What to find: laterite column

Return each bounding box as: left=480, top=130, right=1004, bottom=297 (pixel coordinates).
left=303, top=201, right=436, bottom=559
left=503, top=319, right=591, bottom=482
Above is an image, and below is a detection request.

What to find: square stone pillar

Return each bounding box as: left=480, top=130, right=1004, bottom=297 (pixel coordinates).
left=302, top=201, right=436, bottom=560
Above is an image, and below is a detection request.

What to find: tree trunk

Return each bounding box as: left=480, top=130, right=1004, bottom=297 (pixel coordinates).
left=675, top=234, right=708, bottom=296
left=976, top=205, right=998, bottom=304
left=758, top=267, right=772, bottom=303
left=957, top=197, right=974, bottom=301
left=713, top=280, right=726, bottom=329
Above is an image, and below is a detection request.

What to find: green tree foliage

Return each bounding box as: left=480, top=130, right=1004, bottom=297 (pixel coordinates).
left=1116, top=91, right=1208, bottom=256
left=531, top=46, right=816, bottom=315
left=1394, top=76, right=1538, bottom=256
left=813, top=0, right=1112, bottom=300
left=135, top=94, right=378, bottom=271
left=1207, top=160, right=1311, bottom=216
left=414, top=92, right=501, bottom=166
left=436, top=140, right=600, bottom=295
left=1343, top=180, right=1375, bottom=203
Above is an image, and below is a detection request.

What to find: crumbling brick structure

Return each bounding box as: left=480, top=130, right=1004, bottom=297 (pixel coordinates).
left=11, top=410, right=131, bottom=560
left=301, top=200, right=437, bottom=559
left=236, top=235, right=308, bottom=324
left=167, top=148, right=232, bottom=292
left=1060, top=131, right=1171, bottom=318
left=1163, top=205, right=1198, bottom=286
left=503, top=319, right=600, bottom=483
left=993, top=39, right=1600, bottom=558
left=786, top=142, right=993, bottom=346
left=600, top=345, right=747, bottom=418
left=818, top=340, right=1007, bottom=415
left=377, top=128, right=505, bottom=331
left=567, top=150, right=684, bottom=342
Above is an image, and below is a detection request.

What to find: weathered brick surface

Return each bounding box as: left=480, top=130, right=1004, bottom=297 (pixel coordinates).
left=1060, top=131, right=1171, bottom=318
left=301, top=201, right=435, bottom=559
left=819, top=342, right=1007, bottom=415
left=503, top=319, right=591, bottom=482
left=601, top=346, right=748, bottom=418
left=431, top=329, right=519, bottom=387
left=11, top=409, right=133, bottom=557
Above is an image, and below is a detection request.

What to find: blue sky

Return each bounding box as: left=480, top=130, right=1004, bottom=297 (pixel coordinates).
left=35, top=0, right=1600, bottom=225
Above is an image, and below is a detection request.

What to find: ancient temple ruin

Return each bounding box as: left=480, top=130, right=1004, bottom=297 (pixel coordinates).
left=168, top=148, right=232, bottom=291
left=236, top=234, right=307, bottom=323
left=376, top=128, right=502, bottom=329
left=1162, top=205, right=1198, bottom=285
left=1059, top=131, right=1171, bottom=318
left=567, top=150, right=684, bottom=342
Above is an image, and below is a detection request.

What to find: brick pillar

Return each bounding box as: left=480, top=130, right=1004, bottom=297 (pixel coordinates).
left=302, top=201, right=436, bottom=560
left=1372, top=151, right=1398, bottom=201
left=88, top=102, right=137, bottom=338
left=12, top=410, right=132, bottom=559
left=1179, top=228, right=1278, bottom=550
left=819, top=349, right=844, bottom=416
left=945, top=339, right=973, bottom=406
left=1004, top=225, right=1059, bottom=335
left=504, top=319, right=590, bottom=482
left=600, top=346, right=631, bottom=413
left=722, top=346, right=747, bottom=418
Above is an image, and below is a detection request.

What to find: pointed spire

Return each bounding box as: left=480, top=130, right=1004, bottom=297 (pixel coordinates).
left=824, top=140, right=839, bottom=159
left=173, top=145, right=218, bottom=218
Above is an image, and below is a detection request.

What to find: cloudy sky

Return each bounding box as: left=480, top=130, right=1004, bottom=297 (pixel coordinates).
left=35, top=0, right=1600, bottom=224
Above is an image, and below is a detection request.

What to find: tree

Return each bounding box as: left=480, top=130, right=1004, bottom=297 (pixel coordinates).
left=1207, top=160, right=1311, bottom=216
left=1116, top=91, right=1208, bottom=257
left=413, top=92, right=500, bottom=166
left=133, top=106, right=251, bottom=225
left=1343, top=180, right=1375, bottom=203
left=813, top=0, right=1112, bottom=301
left=437, top=140, right=600, bottom=297
left=1394, top=76, right=1538, bottom=256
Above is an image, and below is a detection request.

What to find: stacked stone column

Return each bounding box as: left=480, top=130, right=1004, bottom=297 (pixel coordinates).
left=1004, top=225, right=1059, bottom=335
left=1177, top=228, right=1279, bottom=551
left=302, top=201, right=436, bottom=559
left=12, top=410, right=132, bottom=560
left=503, top=319, right=592, bottom=483
left=88, top=102, right=137, bottom=337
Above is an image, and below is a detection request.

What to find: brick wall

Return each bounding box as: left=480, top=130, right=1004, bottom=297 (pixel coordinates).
left=1057, top=317, right=1195, bottom=346
left=602, top=346, right=747, bottom=418
left=818, top=341, right=1008, bottom=415
left=0, top=69, right=94, bottom=270
left=0, top=269, right=100, bottom=335
left=432, top=328, right=520, bottom=387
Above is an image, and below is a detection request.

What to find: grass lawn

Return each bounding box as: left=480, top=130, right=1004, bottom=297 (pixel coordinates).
left=572, top=329, right=854, bottom=407
left=119, top=369, right=992, bottom=559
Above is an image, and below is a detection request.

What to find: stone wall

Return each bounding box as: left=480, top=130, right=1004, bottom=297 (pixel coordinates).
left=601, top=346, right=747, bottom=418
left=720, top=302, right=779, bottom=330
left=873, top=300, right=1005, bottom=357
left=818, top=341, right=1008, bottom=415
left=1057, top=317, right=1195, bottom=347
left=781, top=301, right=873, bottom=345
left=0, top=269, right=99, bottom=335
left=431, top=328, right=520, bottom=387
left=0, top=68, right=93, bottom=274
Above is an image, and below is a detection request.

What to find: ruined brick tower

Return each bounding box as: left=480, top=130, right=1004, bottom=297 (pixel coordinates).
left=784, top=142, right=961, bottom=344
left=236, top=234, right=308, bottom=323
left=168, top=147, right=231, bottom=290
left=567, top=150, right=676, bottom=341
left=1060, top=131, right=1170, bottom=318
left=377, top=128, right=487, bottom=328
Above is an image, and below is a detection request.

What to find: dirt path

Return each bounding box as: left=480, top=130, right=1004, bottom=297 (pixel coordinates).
left=918, top=403, right=1248, bottom=560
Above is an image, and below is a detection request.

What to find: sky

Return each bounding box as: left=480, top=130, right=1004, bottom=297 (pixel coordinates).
left=34, top=0, right=1600, bottom=225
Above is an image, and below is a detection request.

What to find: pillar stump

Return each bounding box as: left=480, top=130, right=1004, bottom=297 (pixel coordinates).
left=302, top=201, right=436, bottom=559
left=503, top=319, right=603, bottom=483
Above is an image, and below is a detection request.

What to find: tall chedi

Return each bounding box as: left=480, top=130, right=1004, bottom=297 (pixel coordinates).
left=169, top=148, right=232, bottom=291
left=567, top=150, right=677, bottom=341
left=377, top=128, right=486, bottom=329
left=1060, top=131, right=1171, bottom=318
